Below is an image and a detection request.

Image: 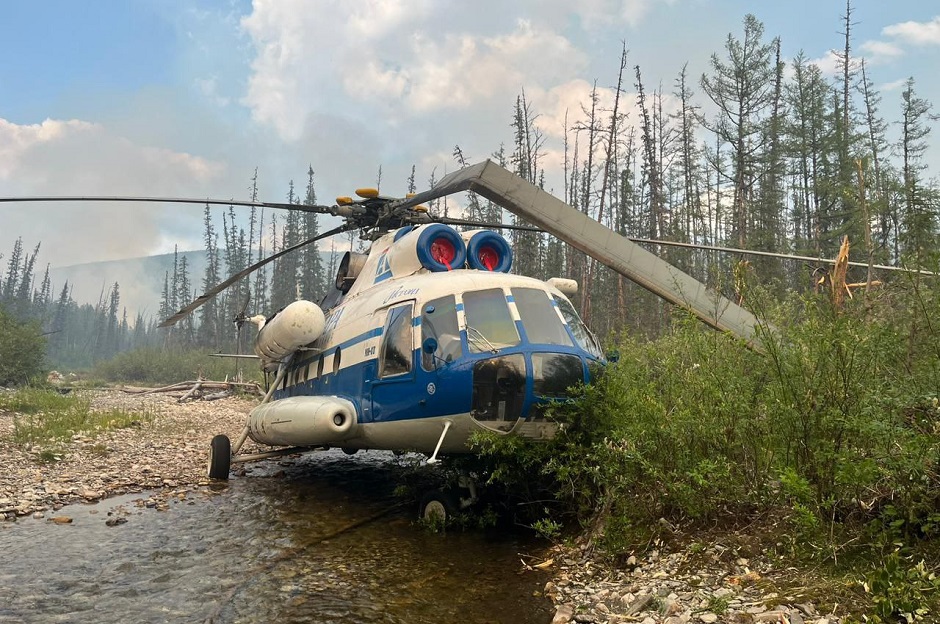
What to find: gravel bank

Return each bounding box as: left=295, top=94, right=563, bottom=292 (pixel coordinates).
left=0, top=389, right=256, bottom=520
left=545, top=541, right=845, bottom=624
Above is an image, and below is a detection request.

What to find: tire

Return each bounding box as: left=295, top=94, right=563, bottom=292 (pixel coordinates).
left=207, top=434, right=231, bottom=480
left=420, top=489, right=459, bottom=524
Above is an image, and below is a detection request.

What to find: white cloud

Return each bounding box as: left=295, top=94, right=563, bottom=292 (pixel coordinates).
left=860, top=39, right=905, bottom=62
left=0, top=118, right=97, bottom=179
left=0, top=117, right=224, bottom=192
left=344, top=0, right=430, bottom=38
left=880, top=78, right=908, bottom=92
left=807, top=50, right=841, bottom=76
left=883, top=16, right=940, bottom=46
left=358, top=21, right=587, bottom=113
left=531, top=79, right=621, bottom=142
left=0, top=117, right=228, bottom=269
left=570, top=0, right=678, bottom=28
left=241, top=2, right=587, bottom=141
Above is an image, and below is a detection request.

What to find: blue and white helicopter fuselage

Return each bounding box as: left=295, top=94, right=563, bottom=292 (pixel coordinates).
left=241, top=223, right=604, bottom=460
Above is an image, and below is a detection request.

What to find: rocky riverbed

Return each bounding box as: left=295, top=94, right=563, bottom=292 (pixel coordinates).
left=543, top=539, right=844, bottom=624
left=0, top=388, right=255, bottom=520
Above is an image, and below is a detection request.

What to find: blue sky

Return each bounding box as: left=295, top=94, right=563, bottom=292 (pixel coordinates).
left=1, top=0, right=938, bottom=312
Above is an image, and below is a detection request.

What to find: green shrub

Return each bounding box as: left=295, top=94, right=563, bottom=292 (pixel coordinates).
left=475, top=279, right=940, bottom=565
left=863, top=550, right=940, bottom=622
left=0, top=305, right=45, bottom=386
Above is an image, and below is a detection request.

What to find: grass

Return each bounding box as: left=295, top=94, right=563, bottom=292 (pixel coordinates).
left=0, top=387, right=154, bottom=452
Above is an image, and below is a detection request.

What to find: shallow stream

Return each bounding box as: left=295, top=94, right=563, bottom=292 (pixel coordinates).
left=0, top=450, right=552, bottom=623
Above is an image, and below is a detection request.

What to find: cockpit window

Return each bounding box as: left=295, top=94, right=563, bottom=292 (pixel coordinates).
left=513, top=288, right=573, bottom=347
left=421, top=295, right=462, bottom=370
left=554, top=296, right=603, bottom=358
left=533, top=353, right=584, bottom=397
left=379, top=303, right=414, bottom=378
left=462, top=288, right=520, bottom=353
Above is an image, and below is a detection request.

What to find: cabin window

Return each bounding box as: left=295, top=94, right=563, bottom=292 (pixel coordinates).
left=463, top=289, right=520, bottom=353
left=513, top=288, right=573, bottom=346
left=379, top=303, right=414, bottom=378
left=421, top=296, right=461, bottom=370
left=333, top=347, right=342, bottom=375
left=554, top=297, right=603, bottom=357
left=532, top=353, right=584, bottom=397
left=317, top=354, right=324, bottom=378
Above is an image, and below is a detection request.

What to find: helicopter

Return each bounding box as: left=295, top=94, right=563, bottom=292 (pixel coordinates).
left=166, top=161, right=761, bottom=488
left=8, top=159, right=904, bottom=520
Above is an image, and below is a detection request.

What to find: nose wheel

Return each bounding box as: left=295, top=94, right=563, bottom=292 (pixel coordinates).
left=420, top=489, right=459, bottom=523
left=207, top=434, right=232, bottom=480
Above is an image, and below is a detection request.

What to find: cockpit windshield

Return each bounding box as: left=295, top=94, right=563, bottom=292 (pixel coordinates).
left=462, top=288, right=520, bottom=353
left=554, top=296, right=604, bottom=358
left=512, top=287, right=573, bottom=347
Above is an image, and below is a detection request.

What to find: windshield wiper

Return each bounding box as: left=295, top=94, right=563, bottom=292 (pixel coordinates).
left=466, top=326, right=499, bottom=353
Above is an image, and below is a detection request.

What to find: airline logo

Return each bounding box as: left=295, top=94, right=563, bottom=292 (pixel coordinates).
left=374, top=250, right=392, bottom=283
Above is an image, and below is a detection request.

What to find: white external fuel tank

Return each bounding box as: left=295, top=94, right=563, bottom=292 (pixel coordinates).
left=248, top=396, right=357, bottom=447
left=254, top=300, right=325, bottom=363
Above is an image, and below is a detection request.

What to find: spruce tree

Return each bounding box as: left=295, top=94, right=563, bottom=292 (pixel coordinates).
left=302, top=165, right=326, bottom=301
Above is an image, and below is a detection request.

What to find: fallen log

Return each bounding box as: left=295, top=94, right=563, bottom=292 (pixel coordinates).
left=122, top=380, right=263, bottom=398
left=177, top=382, right=203, bottom=403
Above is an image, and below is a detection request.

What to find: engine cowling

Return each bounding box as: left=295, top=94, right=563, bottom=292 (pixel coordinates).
left=461, top=230, right=513, bottom=272
left=384, top=223, right=468, bottom=275
left=254, top=300, right=325, bottom=363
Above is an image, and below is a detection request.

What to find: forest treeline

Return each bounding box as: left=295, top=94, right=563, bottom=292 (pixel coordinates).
left=1, top=7, right=937, bottom=370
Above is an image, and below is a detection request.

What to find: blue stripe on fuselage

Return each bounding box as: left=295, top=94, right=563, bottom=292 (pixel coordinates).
left=278, top=341, right=599, bottom=426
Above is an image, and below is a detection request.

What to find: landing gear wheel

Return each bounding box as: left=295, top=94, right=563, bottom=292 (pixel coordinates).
left=420, top=489, right=458, bottom=524
left=207, top=434, right=231, bottom=480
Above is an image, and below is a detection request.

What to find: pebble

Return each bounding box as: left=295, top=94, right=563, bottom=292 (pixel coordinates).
left=552, top=604, right=574, bottom=624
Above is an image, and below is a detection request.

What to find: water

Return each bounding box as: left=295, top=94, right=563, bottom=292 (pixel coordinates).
left=0, top=451, right=552, bottom=623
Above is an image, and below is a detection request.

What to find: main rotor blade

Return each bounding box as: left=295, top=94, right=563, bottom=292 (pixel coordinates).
left=395, top=161, right=766, bottom=348
left=0, top=195, right=335, bottom=214
left=159, top=223, right=352, bottom=328
left=437, top=211, right=937, bottom=276
left=625, top=236, right=940, bottom=276
left=432, top=216, right=542, bottom=232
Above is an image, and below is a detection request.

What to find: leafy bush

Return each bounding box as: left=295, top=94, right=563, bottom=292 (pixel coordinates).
left=863, top=551, right=940, bottom=622
left=0, top=305, right=45, bottom=386
left=93, top=347, right=262, bottom=385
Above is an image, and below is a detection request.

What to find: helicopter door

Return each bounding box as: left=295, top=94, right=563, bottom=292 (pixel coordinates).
left=370, top=301, right=416, bottom=422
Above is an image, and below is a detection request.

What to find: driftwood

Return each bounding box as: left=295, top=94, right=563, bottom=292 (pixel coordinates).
left=121, top=380, right=264, bottom=401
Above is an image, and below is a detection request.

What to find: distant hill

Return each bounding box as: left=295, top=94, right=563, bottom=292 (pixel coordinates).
left=49, top=250, right=337, bottom=320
